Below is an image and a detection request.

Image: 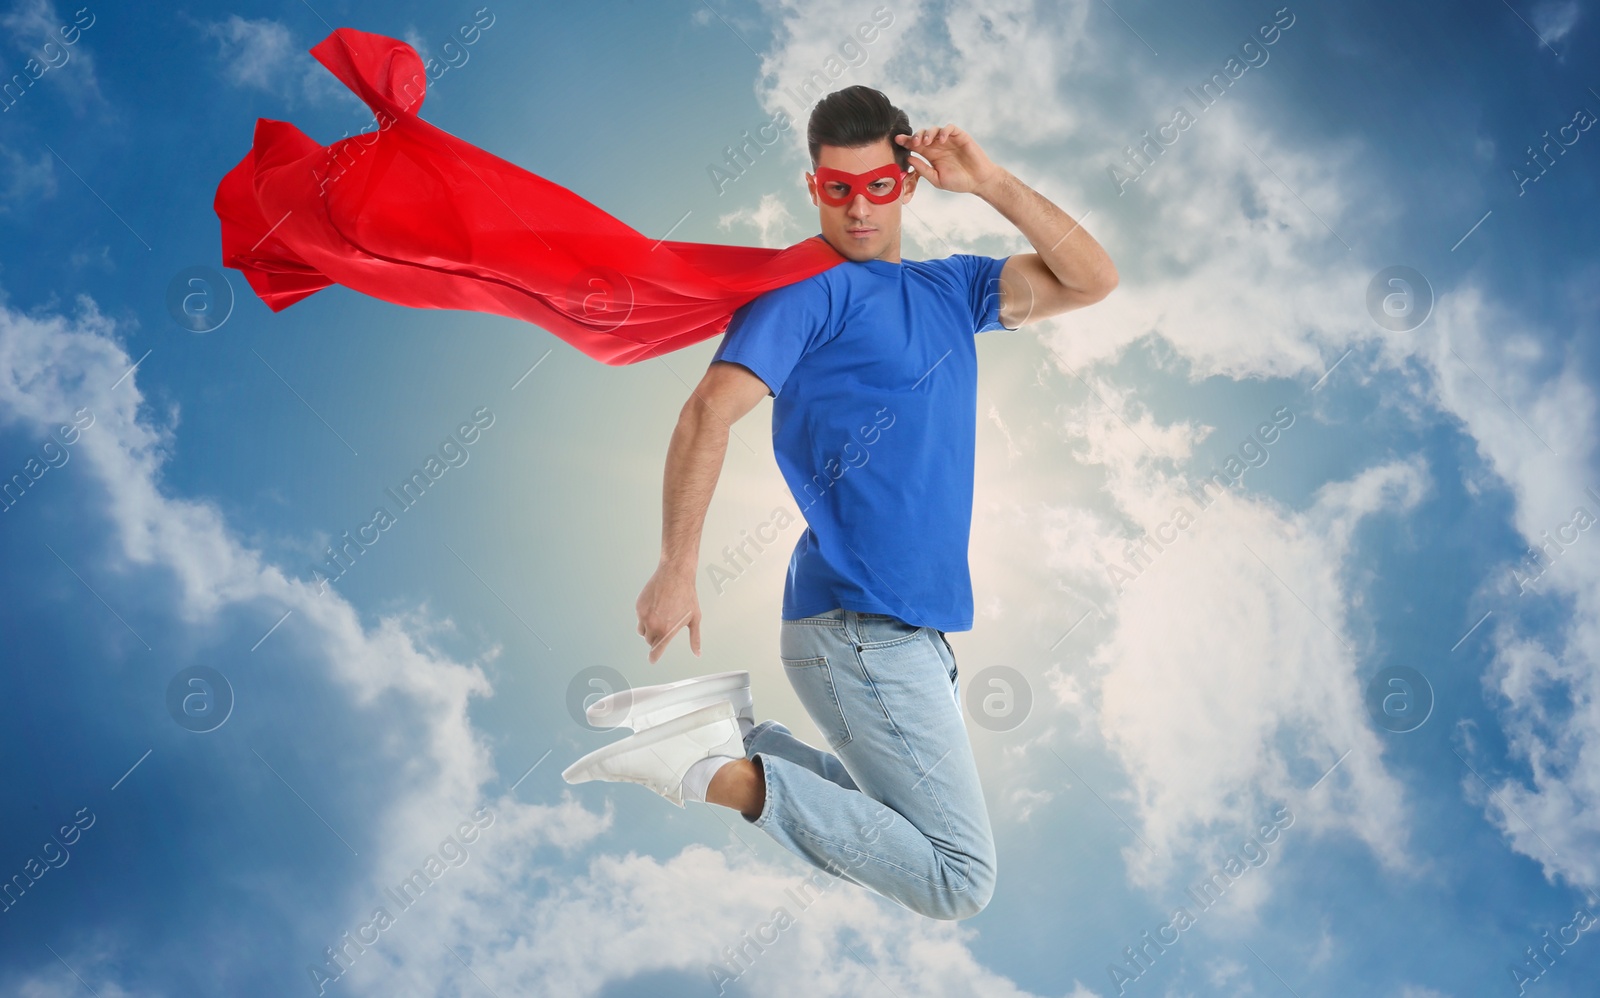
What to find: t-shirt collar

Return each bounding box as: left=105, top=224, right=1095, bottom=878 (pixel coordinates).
left=818, top=233, right=904, bottom=274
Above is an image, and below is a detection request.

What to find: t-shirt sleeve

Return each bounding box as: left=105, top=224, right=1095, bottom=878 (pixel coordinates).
left=945, top=253, right=1014, bottom=333
left=711, top=276, right=834, bottom=398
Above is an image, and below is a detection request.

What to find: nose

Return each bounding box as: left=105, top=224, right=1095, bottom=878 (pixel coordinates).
left=847, top=194, right=873, bottom=219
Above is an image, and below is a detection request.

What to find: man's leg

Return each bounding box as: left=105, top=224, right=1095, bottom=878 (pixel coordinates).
left=740, top=719, right=859, bottom=791
left=726, top=609, right=996, bottom=921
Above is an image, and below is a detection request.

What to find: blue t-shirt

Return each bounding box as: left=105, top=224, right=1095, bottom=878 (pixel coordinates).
left=711, top=238, right=1012, bottom=632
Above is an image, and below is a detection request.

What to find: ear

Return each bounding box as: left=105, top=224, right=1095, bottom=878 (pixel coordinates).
left=804, top=171, right=818, bottom=205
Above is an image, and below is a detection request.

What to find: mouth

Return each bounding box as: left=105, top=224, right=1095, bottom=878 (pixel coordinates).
left=845, top=226, right=876, bottom=237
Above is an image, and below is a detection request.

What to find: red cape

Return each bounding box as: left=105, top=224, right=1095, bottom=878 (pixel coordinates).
left=213, top=27, right=846, bottom=365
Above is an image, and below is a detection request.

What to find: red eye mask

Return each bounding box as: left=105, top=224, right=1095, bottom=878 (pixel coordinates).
left=811, top=163, right=909, bottom=206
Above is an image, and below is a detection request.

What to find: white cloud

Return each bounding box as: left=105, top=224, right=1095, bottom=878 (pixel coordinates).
left=14, top=974, right=138, bottom=998
left=0, top=290, right=545, bottom=988
left=1, top=0, right=102, bottom=111
left=401, top=27, right=429, bottom=64
left=717, top=189, right=801, bottom=246
left=1205, top=955, right=1247, bottom=987
left=1416, top=286, right=1600, bottom=892
left=1075, top=404, right=1427, bottom=891
left=1040, top=102, right=1381, bottom=383
left=67, top=241, right=111, bottom=270
left=987, top=399, right=1023, bottom=460
left=1307, top=920, right=1335, bottom=968
left=0, top=143, right=56, bottom=208
left=756, top=0, right=1091, bottom=150
left=1008, top=785, right=1056, bottom=822
left=202, top=15, right=295, bottom=92
left=198, top=15, right=348, bottom=107
left=1530, top=0, right=1581, bottom=44
left=330, top=842, right=1066, bottom=997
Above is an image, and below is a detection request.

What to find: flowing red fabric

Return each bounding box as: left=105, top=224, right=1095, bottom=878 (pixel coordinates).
left=213, top=27, right=846, bottom=365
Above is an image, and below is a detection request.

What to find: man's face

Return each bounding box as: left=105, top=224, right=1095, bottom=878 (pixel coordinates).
left=806, top=137, right=917, bottom=264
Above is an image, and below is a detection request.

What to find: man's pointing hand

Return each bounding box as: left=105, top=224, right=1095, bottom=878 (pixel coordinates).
left=636, top=564, right=702, bottom=664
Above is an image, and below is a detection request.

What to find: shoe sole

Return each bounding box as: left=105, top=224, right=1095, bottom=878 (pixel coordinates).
left=562, top=699, right=740, bottom=786
left=585, top=670, right=749, bottom=730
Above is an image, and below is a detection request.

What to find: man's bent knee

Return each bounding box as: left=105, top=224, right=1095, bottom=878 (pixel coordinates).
left=919, top=882, right=992, bottom=921
left=917, top=857, right=996, bottom=920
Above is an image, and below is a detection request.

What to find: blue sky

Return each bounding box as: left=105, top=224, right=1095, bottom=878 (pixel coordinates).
left=1, top=0, right=1598, bottom=995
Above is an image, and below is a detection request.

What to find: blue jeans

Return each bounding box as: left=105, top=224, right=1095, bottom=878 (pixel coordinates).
left=743, top=609, right=996, bottom=920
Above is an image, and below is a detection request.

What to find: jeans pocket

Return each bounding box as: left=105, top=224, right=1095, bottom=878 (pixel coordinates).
left=780, top=654, right=852, bottom=750
left=857, top=617, right=924, bottom=650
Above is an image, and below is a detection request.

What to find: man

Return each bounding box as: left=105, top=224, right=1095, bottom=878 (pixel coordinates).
left=564, top=85, right=1116, bottom=921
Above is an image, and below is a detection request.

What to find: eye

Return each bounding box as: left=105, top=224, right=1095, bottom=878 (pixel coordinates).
left=869, top=180, right=892, bottom=192
left=825, top=183, right=848, bottom=196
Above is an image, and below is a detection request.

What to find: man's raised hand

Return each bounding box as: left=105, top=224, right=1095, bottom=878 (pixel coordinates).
left=895, top=125, right=1004, bottom=196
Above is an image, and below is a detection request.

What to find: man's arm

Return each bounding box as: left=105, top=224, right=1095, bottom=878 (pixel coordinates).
left=635, top=360, right=772, bottom=663
left=896, top=126, right=1118, bottom=328
left=979, top=168, right=1118, bottom=328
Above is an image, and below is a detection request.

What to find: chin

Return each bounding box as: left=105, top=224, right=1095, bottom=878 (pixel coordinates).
left=823, top=230, right=882, bottom=261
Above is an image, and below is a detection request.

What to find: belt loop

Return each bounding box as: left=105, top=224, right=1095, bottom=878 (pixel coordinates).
left=842, top=609, right=860, bottom=647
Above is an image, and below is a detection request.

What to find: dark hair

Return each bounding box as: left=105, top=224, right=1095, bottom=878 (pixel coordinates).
left=806, top=85, right=913, bottom=171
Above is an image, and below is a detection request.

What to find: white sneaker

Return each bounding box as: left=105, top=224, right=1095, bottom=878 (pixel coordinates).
left=562, top=700, right=744, bottom=807
left=586, top=670, right=751, bottom=732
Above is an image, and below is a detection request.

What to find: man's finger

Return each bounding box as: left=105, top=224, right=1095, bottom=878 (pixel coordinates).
left=645, top=608, right=694, bottom=663
left=688, top=614, right=701, bottom=657
left=647, top=623, right=674, bottom=664
left=648, top=609, right=693, bottom=651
